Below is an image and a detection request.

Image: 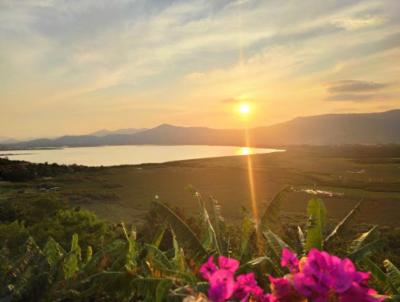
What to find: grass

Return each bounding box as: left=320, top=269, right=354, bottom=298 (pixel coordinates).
left=1, top=145, right=400, bottom=226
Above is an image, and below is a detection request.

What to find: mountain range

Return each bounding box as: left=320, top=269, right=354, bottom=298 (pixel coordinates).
left=0, top=137, right=20, bottom=144
left=1, top=110, right=399, bottom=149
left=89, top=128, right=147, bottom=137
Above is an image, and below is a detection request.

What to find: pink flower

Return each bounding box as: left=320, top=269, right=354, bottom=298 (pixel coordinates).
left=280, top=248, right=299, bottom=273
left=258, top=293, right=274, bottom=302
left=208, top=269, right=236, bottom=302
left=200, top=256, right=218, bottom=280
left=235, top=272, right=264, bottom=300
left=199, top=256, right=239, bottom=281
left=199, top=249, right=383, bottom=302
left=292, top=249, right=384, bottom=302
left=269, top=276, right=301, bottom=301
left=200, top=256, right=268, bottom=301
left=340, top=283, right=385, bottom=302
left=218, top=256, right=240, bottom=273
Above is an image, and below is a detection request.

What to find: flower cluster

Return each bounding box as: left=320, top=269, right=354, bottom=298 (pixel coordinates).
left=199, top=256, right=271, bottom=302
left=271, top=248, right=385, bottom=302
left=199, top=249, right=384, bottom=302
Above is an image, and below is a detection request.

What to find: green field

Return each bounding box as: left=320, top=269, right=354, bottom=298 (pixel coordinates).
left=2, top=145, right=400, bottom=301
left=2, top=145, right=400, bottom=226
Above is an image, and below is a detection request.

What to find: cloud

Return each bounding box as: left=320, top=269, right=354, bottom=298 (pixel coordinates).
left=326, top=80, right=390, bottom=102
left=327, top=80, right=388, bottom=93
left=332, top=15, right=387, bottom=30
left=326, top=93, right=388, bottom=102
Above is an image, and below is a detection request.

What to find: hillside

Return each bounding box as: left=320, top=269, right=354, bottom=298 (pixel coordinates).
left=89, top=128, right=147, bottom=137
left=252, top=109, right=400, bottom=145
left=1, top=110, right=399, bottom=149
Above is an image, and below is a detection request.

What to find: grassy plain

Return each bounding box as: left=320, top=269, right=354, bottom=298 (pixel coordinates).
left=1, top=146, right=400, bottom=226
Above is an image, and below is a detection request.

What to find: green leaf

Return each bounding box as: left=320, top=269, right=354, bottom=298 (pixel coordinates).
left=348, top=226, right=380, bottom=260
left=348, top=239, right=382, bottom=261
left=43, top=237, right=65, bottom=268
left=297, top=226, right=306, bottom=255
left=144, top=244, right=173, bottom=270
left=152, top=225, right=167, bottom=248
left=171, top=229, right=186, bottom=272
left=208, top=196, right=225, bottom=254
left=239, top=255, right=281, bottom=276
left=153, top=201, right=207, bottom=258
left=324, top=201, right=363, bottom=244
left=85, top=245, right=93, bottom=264
left=384, top=260, right=400, bottom=294
left=121, top=222, right=137, bottom=271
left=63, top=233, right=81, bottom=279
left=200, top=201, right=221, bottom=254
left=305, top=198, right=326, bottom=251
left=192, top=191, right=222, bottom=254
left=130, top=277, right=171, bottom=300
left=155, top=279, right=172, bottom=302
left=259, top=186, right=291, bottom=236
left=263, top=229, right=290, bottom=261
left=239, top=207, right=255, bottom=262
left=361, top=257, right=388, bottom=293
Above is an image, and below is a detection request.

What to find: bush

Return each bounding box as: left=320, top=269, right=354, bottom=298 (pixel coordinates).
left=30, top=209, right=112, bottom=250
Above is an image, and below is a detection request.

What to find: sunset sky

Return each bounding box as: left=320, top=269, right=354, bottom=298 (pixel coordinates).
left=1, top=0, right=399, bottom=138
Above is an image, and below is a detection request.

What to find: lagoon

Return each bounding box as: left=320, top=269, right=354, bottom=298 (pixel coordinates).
left=0, top=145, right=282, bottom=167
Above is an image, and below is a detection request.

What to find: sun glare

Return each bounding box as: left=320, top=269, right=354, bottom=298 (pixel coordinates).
left=238, top=147, right=252, bottom=155
left=239, top=103, right=251, bottom=115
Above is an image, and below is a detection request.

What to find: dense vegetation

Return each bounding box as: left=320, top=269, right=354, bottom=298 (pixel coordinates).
left=1, top=183, right=400, bottom=301
left=0, top=158, right=95, bottom=182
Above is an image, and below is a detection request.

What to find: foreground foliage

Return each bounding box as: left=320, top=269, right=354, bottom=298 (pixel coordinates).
left=1, top=187, right=400, bottom=301
left=197, top=249, right=385, bottom=302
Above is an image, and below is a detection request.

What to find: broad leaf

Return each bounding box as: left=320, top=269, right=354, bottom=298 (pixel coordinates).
left=43, top=237, right=65, bottom=268
left=384, top=260, right=400, bottom=294
left=260, top=186, right=291, bottom=236
left=172, top=229, right=186, bottom=272
left=349, top=226, right=377, bottom=252
left=297, top=226, right=306, bottom=255
left=305, top=198, right=326, bottom=251
left=263, top=229, right=290, bottom=261
left=121, top=223, right=137, bottom=271
left=63, top=233, right=81, bottom=279
left=153, top=201, right=206, bottom=258
left=324, top=201, right=363, bottom=244
left=155, top=279, right=172, bottom=302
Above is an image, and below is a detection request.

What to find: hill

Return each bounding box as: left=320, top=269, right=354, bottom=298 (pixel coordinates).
left=1, top=110, right=399, bottom=149
left=89, top=128, right=147, bottom=137
left=252, top=109, right=400, bottom=145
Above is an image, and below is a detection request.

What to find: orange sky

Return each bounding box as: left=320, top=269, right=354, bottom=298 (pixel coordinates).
left=0, top=0, right=399, bottom=138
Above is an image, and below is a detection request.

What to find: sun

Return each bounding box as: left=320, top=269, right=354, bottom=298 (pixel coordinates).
left=239, top=103, right=251, bottom=115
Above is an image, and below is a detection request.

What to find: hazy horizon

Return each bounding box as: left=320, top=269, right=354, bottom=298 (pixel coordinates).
left=1, top=0, right=399, bottom=139
left=1, top=107, right=399, bottom=141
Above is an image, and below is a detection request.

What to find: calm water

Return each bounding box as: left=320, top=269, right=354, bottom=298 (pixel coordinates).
left=0, top=145, right=282, bottom=167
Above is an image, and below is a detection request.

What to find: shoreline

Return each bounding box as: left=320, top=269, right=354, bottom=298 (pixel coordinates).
left=0, top=145, right=284, bottom=167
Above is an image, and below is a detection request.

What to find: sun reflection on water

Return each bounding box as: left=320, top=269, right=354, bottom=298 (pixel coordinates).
left=237, top=147, right=252, bottom=155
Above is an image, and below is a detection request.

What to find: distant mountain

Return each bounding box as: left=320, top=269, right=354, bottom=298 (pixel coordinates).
left=251, top=109, right=400, bottom=145
left=0, top=137, right=19, bottom=144
left=1, top=110, right=399, bottom=149
left=89, top=128, right=147, bottom=137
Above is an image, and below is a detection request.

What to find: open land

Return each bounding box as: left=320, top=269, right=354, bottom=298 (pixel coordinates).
left=1, top=145, right=400, bottom=227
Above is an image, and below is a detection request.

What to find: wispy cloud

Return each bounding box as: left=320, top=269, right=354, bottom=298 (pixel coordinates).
left=327, top=93, right=388, bottom=102
left=326, top=80, right=390, bottom=102
left=0, top=0, right=399, bottom=137
left=327, top=80, right=388, bottom=93
left=332, top=15, right=387, bottom=30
